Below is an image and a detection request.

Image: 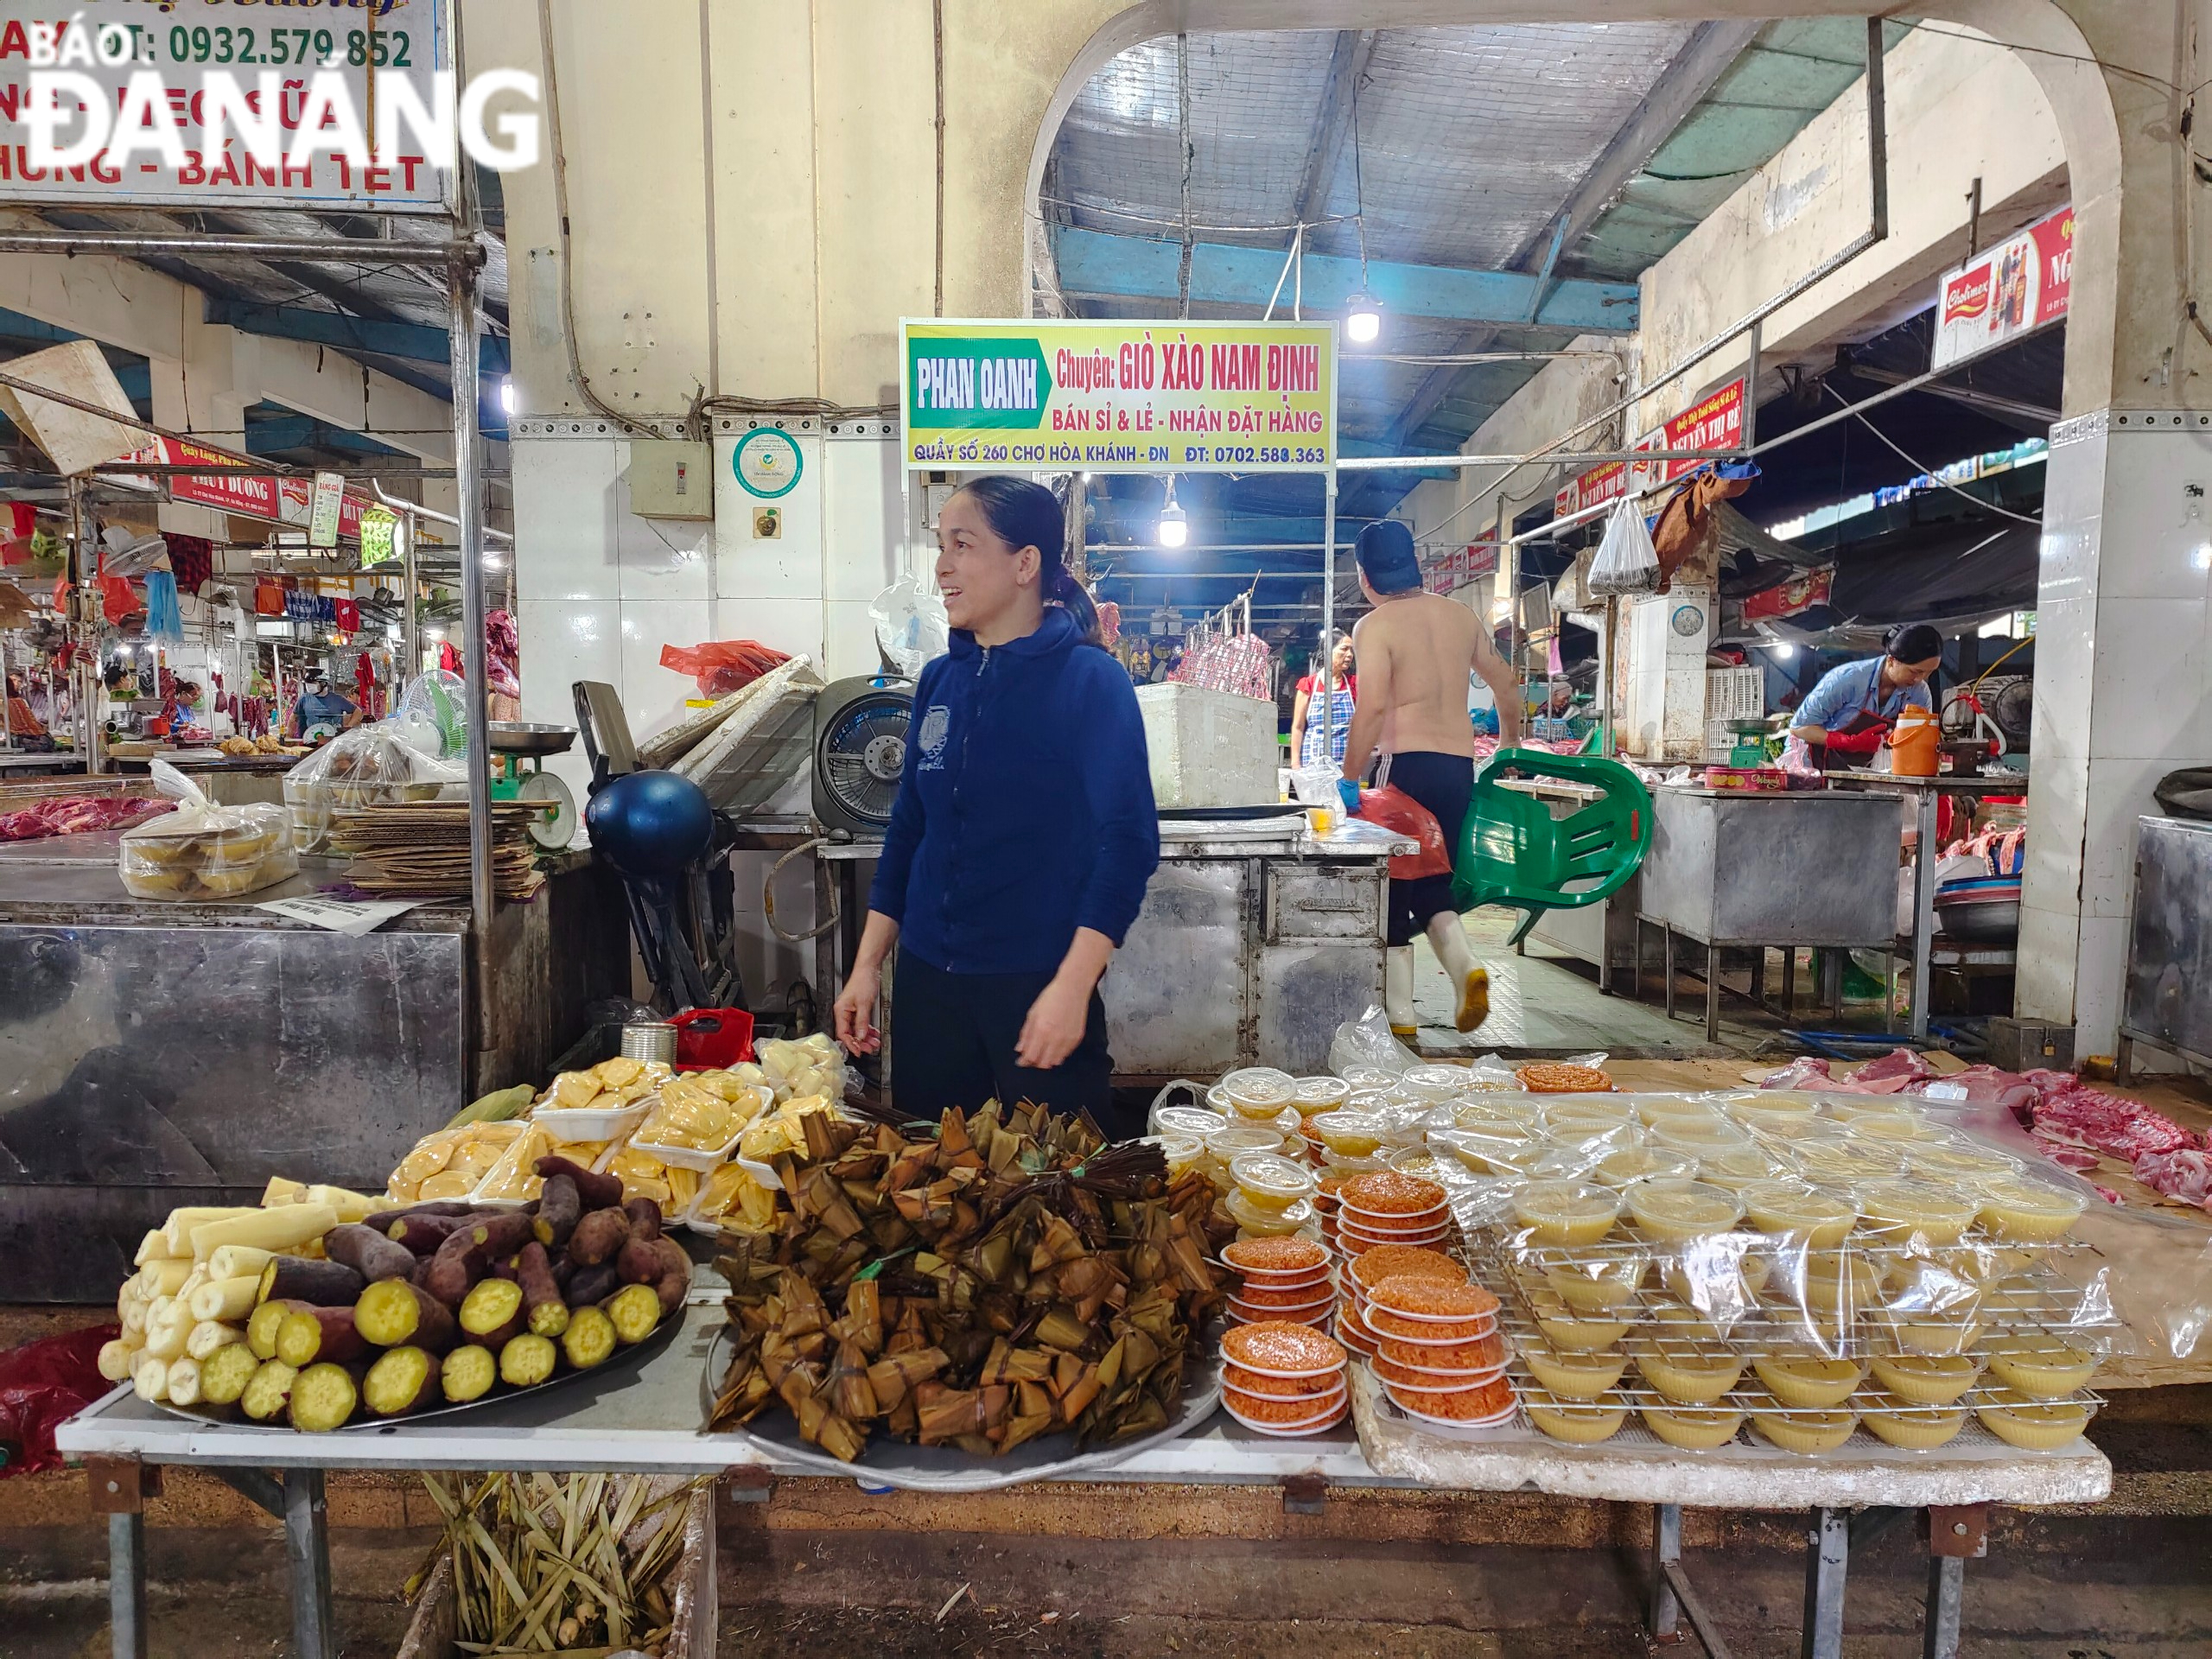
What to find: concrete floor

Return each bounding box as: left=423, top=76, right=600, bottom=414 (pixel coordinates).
left=1409, top=907, right=1801, bottom=1061
left=5, top=1497, right=2211, bottom=1657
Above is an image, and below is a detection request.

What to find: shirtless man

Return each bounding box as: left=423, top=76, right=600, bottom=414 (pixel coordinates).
left=1337, top=519, right=1522, bottom=1038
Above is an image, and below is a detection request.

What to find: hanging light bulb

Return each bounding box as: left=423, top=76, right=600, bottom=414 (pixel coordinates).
left=1157, top=477, right=1188, bottom=549
left=1344, top=292, right=1382, bottom=346
left=1770, top=639, right=1796, bottom=660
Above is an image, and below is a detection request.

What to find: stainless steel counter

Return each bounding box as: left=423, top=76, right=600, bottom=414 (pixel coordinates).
left=2122, top=816, right=2212, bottom=1074
left=1637, top=786, right=1902, bottom=1042
left=0, top=832, right=627, bottom=1300
left=1107, top=821, right=1408, bottom=1081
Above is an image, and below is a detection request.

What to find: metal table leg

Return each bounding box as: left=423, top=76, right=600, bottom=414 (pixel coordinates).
left=1664, top=928, right=1677, bottom=1021
left=284, top=1468, right=336, bottom=1659
left=109, top=1512, right=147, bottom=1659
left=1800, top=1506, right=1848, bottom=1659
left=1823, top=950, right=1844, bottom=1021
left=1923, top=1556, right=1964, bottom=1659
left=1650, top=1501, right=1682, bottom=1643
left=1782, top=946, right=1796, bottom=1013
left=1751, top=949, right=1765, bottom=1005
left=1706, top=944, right=1721, bottom=1045
left=1910, top=788, right=1938, bottom=1040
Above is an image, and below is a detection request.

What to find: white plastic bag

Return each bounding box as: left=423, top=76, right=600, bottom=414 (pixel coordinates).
left=1327, top=1005, right=1421, bottom=1078
left=870, top=575, right=949, bottom=678
left=119, top=759, right=296, bottom=900
left=284, top=722, right=465, bottom=854
left=1587, top=499, right=1660, bottom=596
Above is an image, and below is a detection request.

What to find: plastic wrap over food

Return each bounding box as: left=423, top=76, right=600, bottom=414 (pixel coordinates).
left=1328, top=1005, right=1421, bottom=1078
left=283, top=721, right=464, bottom=853
left=118, top=760, right=296, bottom=900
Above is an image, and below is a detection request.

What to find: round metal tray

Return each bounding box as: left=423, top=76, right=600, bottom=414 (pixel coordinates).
left=700, top=1325, right=1224, bottom=1492
left=149, top=1299, right=684, bottom=1433
left=486, top=721, right=578, bottom=757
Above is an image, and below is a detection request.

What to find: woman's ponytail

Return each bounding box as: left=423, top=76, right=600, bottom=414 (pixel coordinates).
left=1050, top=563, right=1104, bottom=646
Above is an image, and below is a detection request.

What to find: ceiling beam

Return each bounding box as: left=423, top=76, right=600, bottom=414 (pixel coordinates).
left=1385, top=19, right=1762, bottom=453
left=1051, top=227, right=1637, bottom=332
left=204, top=298, right=511, bottom=376
left=1289, top=29, right=1382, bottom=250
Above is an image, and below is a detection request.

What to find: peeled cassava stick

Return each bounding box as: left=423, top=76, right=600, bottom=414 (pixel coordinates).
left=198, top=1342, right=260, bottom=1406
left=288, top=1363, right=358, bottom=1432
left=354, top=1277, right=458, bottom=1352
left=322, top=1223, right=416, bottom=1284
left=299, top=1185, right=387, bottom=1224
left=133, top=1229, right=174, bottom=1267
left=363, top=1346, right=439, bottom=1416
left=535, top=1154, right=623, bottom=1211
left=188, top=1275, right=261, bottom=1324
left=98, top=1338, right=139, bottom=1382
left=207, top=1245, right=276, bottom=1283
left=188, top=1204, right=336, bottom=1261
left=164, top=1356, right=203, bottom=1408
left=162, top=1206, right=253, bottom=1256
left=186, top=1319, right=245, bottom=1362
left=276, top=1306, right=368, bottom=1368
left=257, top=1256, right=365, bottom=1308
left=440, top=1344, right=498, bottom=1403
left=137, top=1258, right=194, bottom=1298
left=132, top=1351, right=172, bottom=1402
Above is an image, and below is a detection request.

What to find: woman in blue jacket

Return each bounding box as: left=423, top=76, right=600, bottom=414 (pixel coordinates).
left=832, top=476, right=1159, bottom=1117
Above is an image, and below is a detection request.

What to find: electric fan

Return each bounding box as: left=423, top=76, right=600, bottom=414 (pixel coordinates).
left=812, top=677, right=912, bottom=836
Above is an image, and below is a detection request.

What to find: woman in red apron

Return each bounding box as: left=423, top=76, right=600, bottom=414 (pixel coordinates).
left=1785, top=623, right=1943, bottom=771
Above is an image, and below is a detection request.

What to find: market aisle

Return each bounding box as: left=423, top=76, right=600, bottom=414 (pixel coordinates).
left=1410, top=909, right=1734, bottom=1059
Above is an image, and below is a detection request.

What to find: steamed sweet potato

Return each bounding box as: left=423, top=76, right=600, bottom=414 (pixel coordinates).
left=602, top=1281, right=661, bottom=1344
left=385, top=1212, right=480, bottom=1255
left=275, top=1306, right=368, bottom=1368
left=561, top=1305, right=616, bottom=1371
left=289, top=1362, right=358, bottom=1432
left=531, top=1174, right=581, bottom=1252
left=354, top=1278, right=458, bottom=1352
left=323, top=1224, right=416, bottom=1284
left=440, top=1344, right=498, bottom=1403
left=498, top=1333, right=557, bottom=1388
left=363, top=1346, right=439, bottom=1416
left=535, top=1154, right=622, bottom=1211
left=564, top=1262, right=621, bottom=1306
left=567, top=1207, right=630, bottom=1268
left=239, top=1359, right=299, bottom=1422
left=516, top=1243, right=569, bottom=1338
left=257, top=1257, right=366, bottom=1308
left=248, top=1298, right=310, bottom=1360
left=622, top=1197, right=663, bottom=1243
left=459, top=1277, right=526, bottom=1349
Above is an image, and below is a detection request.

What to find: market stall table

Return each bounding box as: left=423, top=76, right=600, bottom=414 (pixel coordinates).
left=1637, top=785, right=1902, bottom=1043
left=1824, top=772, right=2019, bottom=1041
left=58, top=1289, right=2110, bottom=1659
left=0, top=830, right=626, bottom=1299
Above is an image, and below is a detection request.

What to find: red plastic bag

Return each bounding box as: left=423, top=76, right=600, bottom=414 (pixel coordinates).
left=673, top=1006, right=755, bottom=1071
left=1355, top=785, right=1452, bottom=880
left=659, top=639, right=791, bottom=699
left=0, top=1322, right=118, bottom=1478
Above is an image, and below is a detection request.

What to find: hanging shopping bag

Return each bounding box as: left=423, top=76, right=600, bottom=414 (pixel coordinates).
left=1587, top=498, right=1661, bottom=596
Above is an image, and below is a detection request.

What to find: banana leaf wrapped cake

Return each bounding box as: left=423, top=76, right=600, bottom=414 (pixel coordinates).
left=707, top=1100, right=1233, bottom=1460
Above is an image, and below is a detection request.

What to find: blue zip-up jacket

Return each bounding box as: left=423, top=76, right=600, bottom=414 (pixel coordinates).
left=868, top=606, right=1160, bottom=976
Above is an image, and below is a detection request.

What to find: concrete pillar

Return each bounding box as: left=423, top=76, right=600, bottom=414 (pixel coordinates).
left=1961, top=0, right=2211, bottom=1056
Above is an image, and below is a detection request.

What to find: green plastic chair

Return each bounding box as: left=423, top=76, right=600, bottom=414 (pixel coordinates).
left=1452, top=749, right=1654, bottom=945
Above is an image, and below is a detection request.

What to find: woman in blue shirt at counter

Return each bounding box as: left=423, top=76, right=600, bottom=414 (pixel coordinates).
left=1786, top=623, right=1942, bottom=770
left=832, top=476, right=1160, bottom=1118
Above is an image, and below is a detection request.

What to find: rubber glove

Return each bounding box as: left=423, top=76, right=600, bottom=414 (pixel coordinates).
left=1337, top=778, right=1362, bottom=817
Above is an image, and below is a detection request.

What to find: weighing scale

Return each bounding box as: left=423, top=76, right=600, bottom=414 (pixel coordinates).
left=486, top=721, right=580, bottom=850
left=1726, top=718, right=1773, bottom=769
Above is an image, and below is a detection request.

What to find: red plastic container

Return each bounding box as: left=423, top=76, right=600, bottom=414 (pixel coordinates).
left=672, top=1007, right=754, bottom=1071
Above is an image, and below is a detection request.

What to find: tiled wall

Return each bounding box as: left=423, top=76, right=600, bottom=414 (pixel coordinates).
left=512, top=423, right=913, bottom=1007
left=2020, top=412, right=2212, bottom=1052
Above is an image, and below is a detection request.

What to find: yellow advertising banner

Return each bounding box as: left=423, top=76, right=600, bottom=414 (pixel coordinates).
left=901, top=319, right=1336, bottom=472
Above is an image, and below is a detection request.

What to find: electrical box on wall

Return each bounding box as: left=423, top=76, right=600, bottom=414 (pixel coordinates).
left=626, top=440, right=715, bottom=521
